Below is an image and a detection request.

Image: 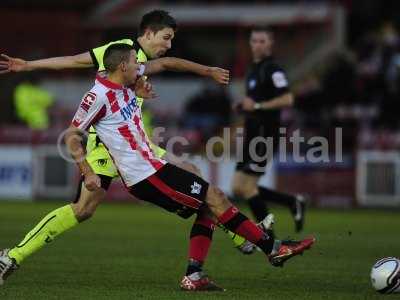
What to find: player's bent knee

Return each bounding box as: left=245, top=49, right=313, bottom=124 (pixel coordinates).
left=205, top=186, right=231, bottom=216
left=72, top=189, right=105, bottom=222
left=78, top=210, right=94, bottom=222
left=72, top=203, right=95, bottom=222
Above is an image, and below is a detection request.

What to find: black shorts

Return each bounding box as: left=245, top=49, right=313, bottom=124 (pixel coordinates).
left=73, top=174, right=113, bottom=203
left=236, top=117, right=279, bottom=176
left=129, top=163, right=209, bottom=219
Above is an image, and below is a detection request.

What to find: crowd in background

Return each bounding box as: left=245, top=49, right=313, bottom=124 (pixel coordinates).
left=292, top=21, right=400, bottom=152
left=178, top=20, right=400, bottom=153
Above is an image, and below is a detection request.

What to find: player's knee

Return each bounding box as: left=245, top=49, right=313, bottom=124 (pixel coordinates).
left=72, top=190, right=104, bottom=222
left=80, top=202, right=98, bottom=221
left=78, top=209, right=94, bottom=222
left=205, top=186, right=229, bottom=213
left=72, top=203, right=96, bottom=222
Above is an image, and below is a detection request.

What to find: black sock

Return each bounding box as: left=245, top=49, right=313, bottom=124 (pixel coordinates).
left=255, top=234, right=275, bottom=255
left=247, top=195, right=275, bottom=240
left=186, top=259, right=203, bottom=276
left=258, top=186, right=296, bottom=210
left=247, top=194, right=269, bottom=222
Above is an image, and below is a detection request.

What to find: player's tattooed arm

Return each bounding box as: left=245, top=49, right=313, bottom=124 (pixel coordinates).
left=64, top=125, right=101, bottom=191
left=143, top=57, right=230, bottom=84
left=0, top=52, right=93, bottom=73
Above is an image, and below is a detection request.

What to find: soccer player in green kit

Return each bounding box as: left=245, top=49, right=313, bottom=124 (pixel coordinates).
left=0, top=11, right=293, bottom=290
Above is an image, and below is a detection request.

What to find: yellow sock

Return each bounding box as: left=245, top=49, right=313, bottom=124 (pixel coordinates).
left=8, top=205, right=78, bottom=264
left=217, top=224, right=246, bottom=247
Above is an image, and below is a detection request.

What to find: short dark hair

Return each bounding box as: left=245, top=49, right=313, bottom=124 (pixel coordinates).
left=103, top=44, right=134, bottom=72
left=138, top=10, right=177, bottom=36
left=251, top=26, right=274, bottom=36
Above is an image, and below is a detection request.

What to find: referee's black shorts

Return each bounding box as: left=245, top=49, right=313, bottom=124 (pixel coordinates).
left=236, top=117, right=280, bottom=176
left=129, top=163, right=209, bottom=219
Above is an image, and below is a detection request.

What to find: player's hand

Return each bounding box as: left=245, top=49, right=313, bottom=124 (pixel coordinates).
left=84, top=173, right=101, bottom=191
left=134, top=77, right=157, bottom=99
left=241, top=97, right=256, bottom=112
left=0, top=54, right=29, bottom=74
left=209, top=67, right=230, bottom=85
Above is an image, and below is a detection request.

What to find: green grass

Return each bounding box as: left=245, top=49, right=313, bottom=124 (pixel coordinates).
left=0, top=201, right=399, bottom=299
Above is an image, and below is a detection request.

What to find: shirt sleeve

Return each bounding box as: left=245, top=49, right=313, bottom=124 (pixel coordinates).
left=72, top=90, right=107, bottom=131
left=263, top=64, right=290, bottom=96
left=89, top=39, right=134, bottom=72
left=271, top=70, right=289, bottom=90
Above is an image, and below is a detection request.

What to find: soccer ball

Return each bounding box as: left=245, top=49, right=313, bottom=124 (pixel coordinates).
left=370, top=257, right=400, bottom=294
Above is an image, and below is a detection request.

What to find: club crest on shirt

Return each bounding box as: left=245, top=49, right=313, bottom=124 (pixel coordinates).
left=80, top=92, right=97, bottom=112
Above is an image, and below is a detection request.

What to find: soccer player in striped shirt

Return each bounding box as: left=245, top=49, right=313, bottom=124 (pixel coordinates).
left=0, top=11, right=313, bottom=290
left=0, top=44, right=315, bottom=290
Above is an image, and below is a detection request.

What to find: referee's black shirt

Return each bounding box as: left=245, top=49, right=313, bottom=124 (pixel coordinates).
left=245, top=55, right=290, bottom=122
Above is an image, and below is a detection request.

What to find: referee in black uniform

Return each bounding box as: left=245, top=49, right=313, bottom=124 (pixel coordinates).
left=232, top=26, right=306, bottom=237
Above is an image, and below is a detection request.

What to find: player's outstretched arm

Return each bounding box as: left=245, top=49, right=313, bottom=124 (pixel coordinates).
left=64, top=125, right=100, bottom=191
left=0, top=52, right=93, bottom=74
left=143, top=57, right=230, bottom=85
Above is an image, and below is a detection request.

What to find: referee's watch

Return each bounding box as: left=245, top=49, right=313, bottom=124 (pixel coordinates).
left=253, top=103, right=262, bottom=110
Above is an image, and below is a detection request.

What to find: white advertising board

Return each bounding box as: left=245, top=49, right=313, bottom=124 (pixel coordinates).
left=0, top=146, right=32, bottom=200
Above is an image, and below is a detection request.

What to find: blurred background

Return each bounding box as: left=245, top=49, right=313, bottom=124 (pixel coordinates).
left=0, top=0, right=399, bottom=208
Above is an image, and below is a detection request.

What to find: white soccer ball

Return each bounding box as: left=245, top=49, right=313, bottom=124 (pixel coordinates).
left=370, top=257, right=400, bottom=294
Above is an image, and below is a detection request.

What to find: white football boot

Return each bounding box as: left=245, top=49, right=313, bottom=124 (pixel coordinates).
left=0, top=249, right=19, bottom=286
left=237, top=214, right=275, bottom=255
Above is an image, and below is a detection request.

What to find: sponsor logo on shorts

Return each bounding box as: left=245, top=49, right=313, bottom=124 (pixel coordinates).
left=190, top=182, right=202, bottom=194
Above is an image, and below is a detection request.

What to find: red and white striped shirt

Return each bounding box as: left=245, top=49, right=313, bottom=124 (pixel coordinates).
left=72, top=75, right=166, bottom=186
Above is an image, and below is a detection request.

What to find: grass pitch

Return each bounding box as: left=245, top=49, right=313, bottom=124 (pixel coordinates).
left=0, top=201, right=399, bottom=299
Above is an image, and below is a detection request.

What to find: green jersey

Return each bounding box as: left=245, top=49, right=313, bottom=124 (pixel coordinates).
left=90, top=39, right=134, bottom=71
left=89, top=38, right=148, bottom=107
